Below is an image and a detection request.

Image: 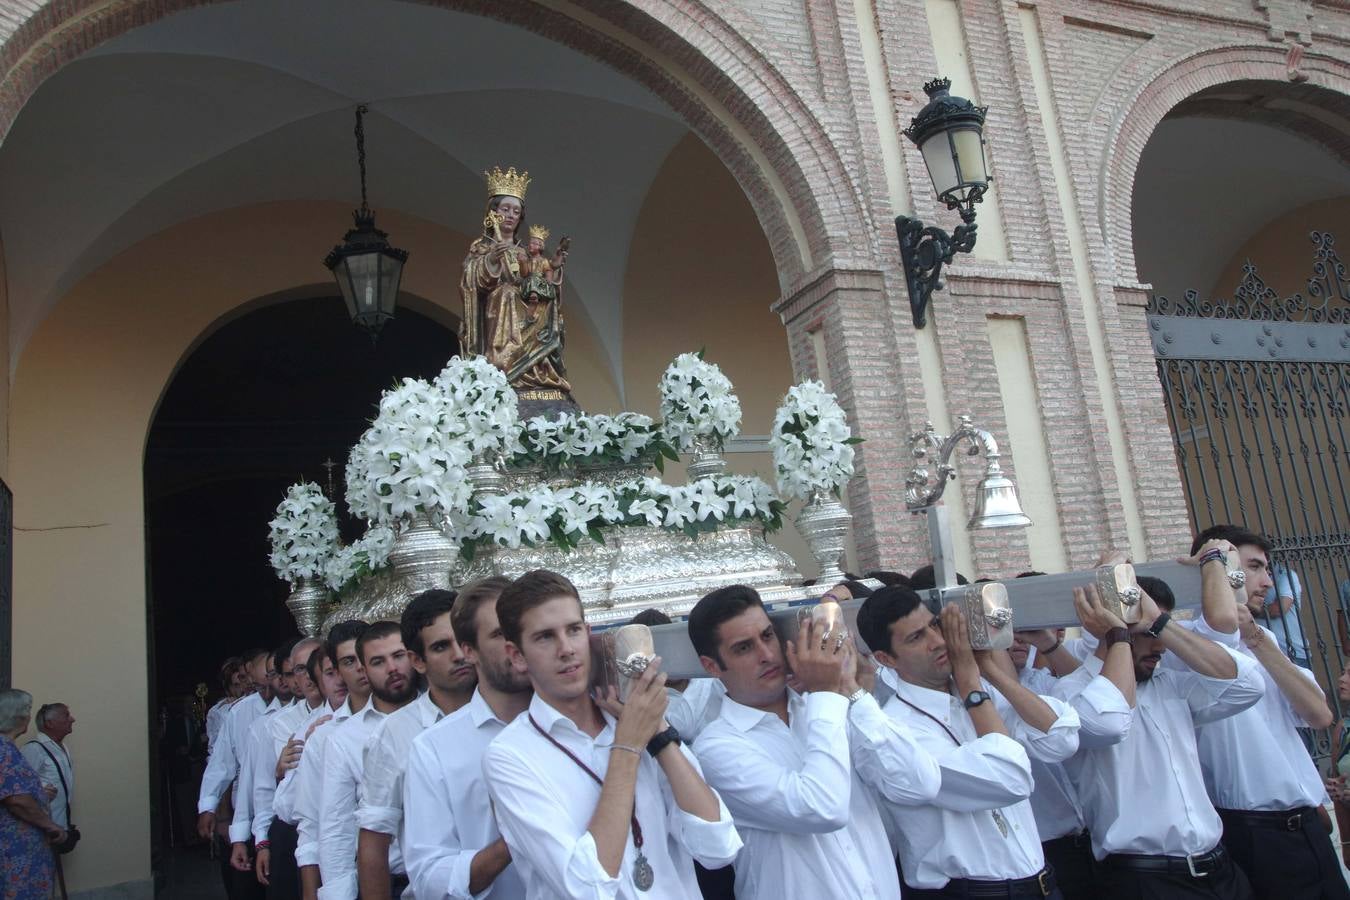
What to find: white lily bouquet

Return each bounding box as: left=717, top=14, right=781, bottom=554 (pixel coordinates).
left=345, top=377, right=474, bottom=527
left=770, top=380, right=861, bottom=500
left=457, top=473, right=785, bottom=559
left=322, top=524, right=395, bottom=593
left=268, top=481, right=339, bottom=585
left=513, top=411, right=679, bottom=472
left=433, top=355, right=520, bottom=458
left=658, top=351, right=743, bottom=452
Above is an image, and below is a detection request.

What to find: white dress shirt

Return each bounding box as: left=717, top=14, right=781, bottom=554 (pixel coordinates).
left=1184, top=617, right=1330, bottom=811
left=292, top=697, right=355, bottom=870
left=695, top=689, right=932, bottom=900
left=1017, top=666, right=1130, bottom=842
left=358, top=692, right=446, bottom=857
left=483, top=693, right=741, bottom=900
left=665, top=679, right=725, bottom=743
left=21, top=734, right=74, bottom=829
left=198, top=691, right=266, bottom=814
left=273, top=700, right=342, bottom=827
left=404, top=689, right=527, bottom=900
left=247, top=699, right=319, bottom=844
left=1057, top=647, right=1265, bottom=859
left=876, top=675, right=1080, bottom=888
left=319, top=702, right=392, bottom=900
left=206, top=698, right=233, bottom=753
left=229, top=696, right=283, bottom=843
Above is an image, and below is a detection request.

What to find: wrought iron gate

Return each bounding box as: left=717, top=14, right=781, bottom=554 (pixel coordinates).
left=1148, top=232, right=1350, bottom=758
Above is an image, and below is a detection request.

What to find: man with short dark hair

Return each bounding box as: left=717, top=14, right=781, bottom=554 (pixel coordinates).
left=406, top=576, right=532, bottom=899
left=357, top=590, right=477, bottom=900
left=689, top=584, right=932, bottom=899
left=855, top=585, right=1080, bottom=898
left=294, top=620, right=369, bottom=900
left=198, top=648, right=272, bottom=842
left=1180, top=526, right=1346, bottom=899
left=1057, top=560, right=1265, bottom=899
left=482, top=569, right=741, bottom=898
left=319, top=621, right=417, bottom=900
left=229, top=641, right=297, bottom=883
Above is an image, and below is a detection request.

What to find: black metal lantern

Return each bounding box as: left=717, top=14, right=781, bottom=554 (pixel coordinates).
left=895, top=78, right=991, bottom=328
left=324, top=105, right=408, bottom=341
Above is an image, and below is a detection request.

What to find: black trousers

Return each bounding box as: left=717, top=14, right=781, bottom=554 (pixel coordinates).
left=216, top=835, right=266, bottom=900
left=266, top=819, right=299, bottom=900
left=1098, top=849, right=1251, bottom=900
left=1218, top=806, right=1350, bottom=900
left=904, top=869, right=1063, bottom=899
left=695, top=861, right=735, bottom=899
left=1042, top=832, right=1095, bottom=900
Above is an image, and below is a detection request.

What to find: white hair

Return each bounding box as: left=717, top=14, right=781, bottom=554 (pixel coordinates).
left=35, top=702, right=68, bottom=729
left=0, top=689, right=33, bottom=734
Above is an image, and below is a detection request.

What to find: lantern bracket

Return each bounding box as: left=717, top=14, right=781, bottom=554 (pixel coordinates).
left=894, top=214, right=978, bottom=329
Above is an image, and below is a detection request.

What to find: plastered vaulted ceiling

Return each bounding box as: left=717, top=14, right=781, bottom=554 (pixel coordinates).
left=0, top=0, right=690, bottom=391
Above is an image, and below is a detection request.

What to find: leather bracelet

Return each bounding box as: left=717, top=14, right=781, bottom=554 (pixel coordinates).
left=1199, top=548, right=1227, bottom=568
left=1103, top=626, right=1131, bottom=647
left=646, top=725, right=682, bottom=758
left=1041, top=639, right=1063, bottom=656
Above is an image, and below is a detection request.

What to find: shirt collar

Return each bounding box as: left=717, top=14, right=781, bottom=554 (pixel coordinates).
left=414, top=691, right=445, bottom=726
left=718, top=688, right=801, bottom=733
left=468, top=688, right=511, bottom=729
left=528, top=693, right=615, bottom=740
left=891, top=673, right=956, bottom=722
left=354, top=702, right=387, bottom=724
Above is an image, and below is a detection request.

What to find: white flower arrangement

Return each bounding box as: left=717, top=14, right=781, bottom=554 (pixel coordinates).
left=513, top=412, right=677, bottom=472
left=433, top=356, right=520, bottom=458
left=322, top=525, right=395, bottom=593
left=458, top=473, right=785, bottom=559
left=345, top=377, right=473, bottom=526
left=770, top=380, right=860, bottom=500
left=268, top=481, right=339, bottom=585
left=658, top=352, right=743, bottom=452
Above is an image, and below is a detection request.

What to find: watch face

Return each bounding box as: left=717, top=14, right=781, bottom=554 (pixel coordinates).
left=965, top=691, right=986, bottom=707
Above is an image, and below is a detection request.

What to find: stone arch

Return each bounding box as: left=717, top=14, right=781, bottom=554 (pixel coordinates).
left=0, top=0, right=872, bottom=289
left=1096, top=43, right=1350, bottom=283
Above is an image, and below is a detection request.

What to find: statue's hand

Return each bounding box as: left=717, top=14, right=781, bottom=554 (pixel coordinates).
left=552, top=248, right=568, bottom=268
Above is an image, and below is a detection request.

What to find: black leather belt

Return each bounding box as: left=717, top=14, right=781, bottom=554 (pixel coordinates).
left=1043, top=829, right=1092, bottom=851
left=1102, top=844, right=1226, bottom=878
left=937, top=868, right=1056, bottom=897
left=1218, top=805, right=1316, bottom=832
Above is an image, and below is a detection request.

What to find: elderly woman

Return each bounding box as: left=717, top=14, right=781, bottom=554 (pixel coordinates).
left=1, top=688, right=61, bottom=899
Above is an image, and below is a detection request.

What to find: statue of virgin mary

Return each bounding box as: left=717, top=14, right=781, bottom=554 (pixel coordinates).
left=459, top=166, right=579, bottom=419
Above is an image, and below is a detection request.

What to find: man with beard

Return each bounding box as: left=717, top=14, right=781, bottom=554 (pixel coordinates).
left=295, top=620, right=370, bottom=900
left=481, top=570, right=741, bottom=899
left=1057, top=572, right=1265, bottom=898
left=404, top=576, right=532, bottom=899
left=357, top=590, right=478, bottom=899
left=319, top=621, right=416, bottom=900
left=250, top=638, right=323, bottom=897
left=1178, top=526, right=1345, bottom=900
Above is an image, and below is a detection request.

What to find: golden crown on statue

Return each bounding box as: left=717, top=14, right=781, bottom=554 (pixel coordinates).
left=528, top=224, right=550, bottom=241
left=484, top=166, right=531, bottom=200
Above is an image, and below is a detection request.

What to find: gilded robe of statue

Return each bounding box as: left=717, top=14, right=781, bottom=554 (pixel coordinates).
left=459, top=235, right=573, bottom=400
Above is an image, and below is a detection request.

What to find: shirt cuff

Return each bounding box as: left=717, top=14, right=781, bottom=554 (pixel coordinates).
left=228, top=820, right=253, bottom=843
left=674, top=795, right=743, bottom=869
left=805, top=689, right=849, bottom=722
left=448, top=849, right=489, bottom=900
left=565, top=830, right=622, bottom=894
left=316, top=872, right=358, bottom=900
left=844, top=692, right=888, bottom=739
left=356, top=803, right=403, bottom=837
left=1191, top=614, right=1242, bottom=647
left=296, top=841, right=319, bottom=869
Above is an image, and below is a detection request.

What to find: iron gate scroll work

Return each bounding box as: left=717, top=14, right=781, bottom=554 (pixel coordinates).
left=1148, top=231, right=1350, bottom=761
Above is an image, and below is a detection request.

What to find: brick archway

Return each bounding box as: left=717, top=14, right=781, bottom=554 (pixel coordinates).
left=0, top=0, right=871, bottom=287
left=1091, top=44, right=1350, bottom=284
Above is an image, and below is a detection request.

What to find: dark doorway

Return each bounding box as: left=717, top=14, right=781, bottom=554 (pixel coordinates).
left=144, top=294, right=456, bottom=861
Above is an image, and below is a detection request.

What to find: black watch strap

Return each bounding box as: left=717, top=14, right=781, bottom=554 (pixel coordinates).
left=646, top=725, right=682, bottom=758
left=1146, top=611, right=1172, bottom=638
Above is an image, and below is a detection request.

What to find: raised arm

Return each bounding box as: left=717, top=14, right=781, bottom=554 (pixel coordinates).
left=1179, top=538, right=1242, bottom=635
left=1138, top=586, right=1237, bottom=679
left=1238, top=607, right=1334, bottom=728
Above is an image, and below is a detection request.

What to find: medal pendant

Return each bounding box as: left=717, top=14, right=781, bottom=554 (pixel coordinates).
left=633, top=852, right=655, bottom=892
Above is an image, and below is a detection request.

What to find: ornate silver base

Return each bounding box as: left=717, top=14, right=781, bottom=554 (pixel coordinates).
left=285, top=579, right=331, bottom=637
left=794, top=490, right=852, bottom=584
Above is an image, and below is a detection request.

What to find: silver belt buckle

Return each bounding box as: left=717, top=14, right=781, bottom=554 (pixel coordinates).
left=1186, top=854, right=1209, bottom=878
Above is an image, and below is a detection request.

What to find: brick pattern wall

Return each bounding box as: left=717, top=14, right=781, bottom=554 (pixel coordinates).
left=2, top=0, right=1347, bottom=569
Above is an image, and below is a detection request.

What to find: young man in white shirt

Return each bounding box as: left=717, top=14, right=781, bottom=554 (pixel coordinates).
left=252, top=637, right=323, bottom=898
left=230, top=643, right=296, bottom=880
left=405, top=575, right=532, bottom=900
left=358, top=590, right=478, bottom=900
left=197, top=648, right=271, bottom=841
left=1182, top=526, right=1347, bottom=900
left=482, top=569, right=741, bottom=899
left=856, top=585, right=1083, bottom=898
left=294, top=620, right=369, bottom=900
left=1057, top=569, right=1265, bottom=898
left=689, top=584, right=932, bottom=900
left=319, top=621, right=417, bottom=900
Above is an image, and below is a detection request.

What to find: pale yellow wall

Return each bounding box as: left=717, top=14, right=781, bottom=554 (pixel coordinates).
left=622, top=134, right=812, bottom=572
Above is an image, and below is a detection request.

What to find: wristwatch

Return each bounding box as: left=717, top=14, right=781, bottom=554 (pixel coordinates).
left=1103, top=626, right=1131, bottom=647
left=963, top=690, right=992, bottom=710
left=1146, top=611, right=1171, bottom=638
left=847, top=688, right=869, bottom=706
left=646, top=725, right=682, bottom=758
